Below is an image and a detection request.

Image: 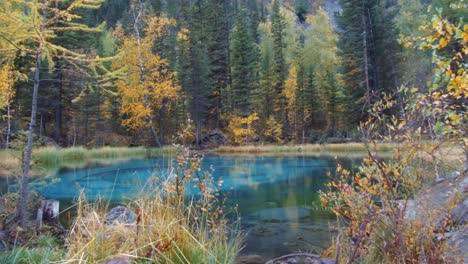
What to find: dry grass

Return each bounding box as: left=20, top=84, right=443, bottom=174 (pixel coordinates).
left=0, top=150, right=18, bottom=177
left=64, top=193, right=243, bottom=264
left=0, top=146, right=177, bottom=178
left=215, top=142, right=394, bottom=156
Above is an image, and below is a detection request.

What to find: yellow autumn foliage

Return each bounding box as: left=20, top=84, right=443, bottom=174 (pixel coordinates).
left=283, top=64, right=298, bottom=136
left=263, top=116, right=283, bottom=143
left=226, top=113, right=259, bottom=145
left=0, top=64, right=15, bottom=111
left=112, top=18, right=179, bottom=130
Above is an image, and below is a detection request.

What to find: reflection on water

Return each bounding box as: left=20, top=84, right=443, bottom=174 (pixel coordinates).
left=25, top=155, right=356, bottom=259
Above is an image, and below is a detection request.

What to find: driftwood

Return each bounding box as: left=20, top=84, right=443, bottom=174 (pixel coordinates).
left=197, top=130, right=227, bottom=149
left=36, top=200, right=60, bottom=232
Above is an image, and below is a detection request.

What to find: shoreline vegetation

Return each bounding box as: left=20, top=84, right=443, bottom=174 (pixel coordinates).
left=0, top=143, right=389, bottom=179
left=0, top=148, right=244, bottom=263
left=0, top=141, right=464, bottom=178
left=0, top=146, right=177, bottom=178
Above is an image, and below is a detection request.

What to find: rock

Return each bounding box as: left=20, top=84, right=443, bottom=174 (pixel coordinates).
left=237, top=254, right=267, bottom=264
left=105, top=206, right=137, bottom=225
left=396, top=200, right=416, bottom=220
left=434, top=177, right=446, bottom=184
left=199, top=130, right=227, bottom=149
left=266, top=253, right=324, bottom=264
left=447, top=226, right=468, bottom=263
left=304, top=256, right=321, bottom=264
left=0, top=231, right=7, bottom=251
left=249, top=207, right=311, bottom=222
left=102, top=258, right=130, bottom=264
left=460, top=177, right=468, bottom=193
left=449, top=171, right=461, bottom=180
left=451, top=198, right=468, bottom=225
left=320, top=258, right=336, bottom=264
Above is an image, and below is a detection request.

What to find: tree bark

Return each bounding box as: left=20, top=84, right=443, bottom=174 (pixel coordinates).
left=361, top=0, right=370, bottom=114
left=5, top=103, right=11, bottom=148
left=53, top=61, right=62, bottom=144
left=19, top=0, right=48, bottom=227
left=132, top=0, right=162, bottom=148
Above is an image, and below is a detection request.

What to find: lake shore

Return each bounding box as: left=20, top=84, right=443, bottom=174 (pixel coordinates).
left=0, top=143, right=388, bottom=178
left=0, top=146, right=177, bottom=178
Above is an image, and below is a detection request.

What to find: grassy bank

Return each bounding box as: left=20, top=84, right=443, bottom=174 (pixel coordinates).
left=0, top=146, right=177, bottom=178
left=0, top=148, right=243, bottom=263
left=214, top=142, right=395, bottom=156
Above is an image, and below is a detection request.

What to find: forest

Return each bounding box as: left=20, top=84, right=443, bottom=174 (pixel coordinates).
left=0, top=0, right=466, bottom=263
left=1, top=0, right=463, bottom=148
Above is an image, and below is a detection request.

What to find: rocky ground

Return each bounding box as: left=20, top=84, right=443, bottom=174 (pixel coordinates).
left=409, top=169, right=468, bottom=262
left=237, top=168, right=467, bottom=264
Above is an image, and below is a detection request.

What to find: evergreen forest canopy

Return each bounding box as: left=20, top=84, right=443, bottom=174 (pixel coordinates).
left=0, top=0, right=466, bottom=148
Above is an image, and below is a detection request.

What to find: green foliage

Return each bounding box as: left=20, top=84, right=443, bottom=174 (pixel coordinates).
left=321, top=2, right=467, bottom=262
left=231, top=7, right=259, bottom=116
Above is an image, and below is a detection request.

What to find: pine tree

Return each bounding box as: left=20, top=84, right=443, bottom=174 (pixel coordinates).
left=230, top=7, right=258, bottom=116
left=187, top=0, right=210, bottom=144
left=206, top=0, right=230, bottom=129
left=271, top=0, right=286, bottom=123
left=337, top=0, right=375, bottom=123
left=295, top=0, right=308, bottom=23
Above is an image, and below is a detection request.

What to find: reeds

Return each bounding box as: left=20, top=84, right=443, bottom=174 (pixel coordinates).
left=215, top=142, right=394, bottom=156
left=34, top=146, right=176, bottom=168
left=64, top=147, right=244, bottom=263
left=0, top=146, right=177, bottom=178
left=0, top=147, right=244, bottom=263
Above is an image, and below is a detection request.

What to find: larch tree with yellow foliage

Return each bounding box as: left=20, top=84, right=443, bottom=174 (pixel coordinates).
left=0, top=64, right=15, bottom=148
left=283, top=64, right=298, bottom=141
left=0, top=0, right=104, bottom=227
left=113, top=1, right=179, bottom=147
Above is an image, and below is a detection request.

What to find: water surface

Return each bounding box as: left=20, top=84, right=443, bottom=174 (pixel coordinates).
left=37, top=155, right=354, bottom=258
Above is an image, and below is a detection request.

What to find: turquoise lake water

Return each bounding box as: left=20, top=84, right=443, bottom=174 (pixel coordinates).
left=32, top=155, right=356, bottom=258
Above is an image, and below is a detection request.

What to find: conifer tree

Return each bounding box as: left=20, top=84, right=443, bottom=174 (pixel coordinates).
left=230, top=7, right=258, bottom=116
left=187, top=0, right=210, bottom=144
left=271, top=0, right=286, bottom=125
left=0, top=0, right=104, bottom=227
left=206, top=0, right=230, bottom=128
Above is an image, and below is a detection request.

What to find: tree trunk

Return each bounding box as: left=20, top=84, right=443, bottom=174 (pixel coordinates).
left=158, top=108, right=165, bottom=146
left=132, top=0, right=162, bottom=148
left=367, top=8, right=379, bottom=91
left=19, top=0, right=48, bottom=227
left=36, top=200, right=60, bottom=233
left=39, top=113, right=43, bottom=140
left=5, top=103, right=11, bottom=148
left=361, top=0, right=370, bottom=114
left=53, top=62, right=62, bottom=144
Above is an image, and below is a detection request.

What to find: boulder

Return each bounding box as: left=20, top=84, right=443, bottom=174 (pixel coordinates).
left=105, top=206, right=137, bottom=225
left=237, top=254, right=267, bottom=264
left=266, top=253, right=334, bottom=264
left=451, top=198, right=468, bottom=225
left=199, top=130, right=227, bottom=149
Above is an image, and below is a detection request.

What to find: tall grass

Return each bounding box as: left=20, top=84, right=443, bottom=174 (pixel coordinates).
left=0, top=235, right=65, bottom=264
left=215, top=143, right=394, bottom=156
left=34, top=146, right=176, bottom=168
left=0, top=149, right=18, bottom=177
left=0, top=147, right=244, bottom=263
left=0, top=146, right=177, bottom=178
left=64, top=147, right=244, bottom=263
left=65, top=193, right=243, bottom=263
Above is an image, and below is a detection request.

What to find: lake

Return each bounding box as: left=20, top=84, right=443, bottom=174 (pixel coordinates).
left=35, top=155, right=356, bottom=259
